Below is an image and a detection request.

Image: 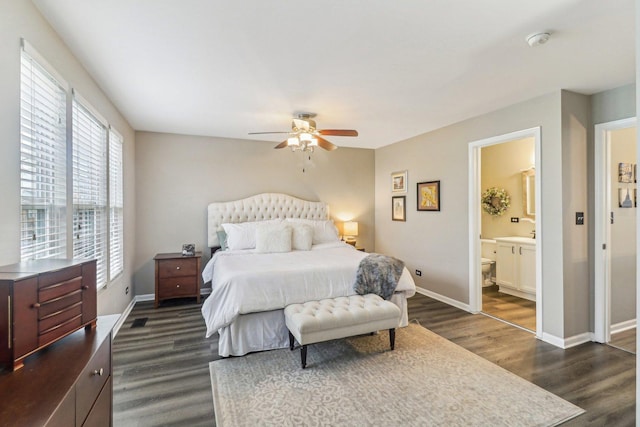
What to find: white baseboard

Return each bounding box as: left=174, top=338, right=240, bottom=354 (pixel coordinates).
left=611, top=318, right=636, bottom=334
left=112, top=297, right=136, bottom=339
left=135, top=293, right=155, bottom=302
left=541, top=331, right=592, bottom=349
left=415, top=287, right=472, bottom=313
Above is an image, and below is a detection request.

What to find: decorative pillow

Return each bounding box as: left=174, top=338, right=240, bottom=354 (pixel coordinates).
left=290, top=223, right=313, bottom=251
left=286, top=218, right=339, bottom=244
left=255, top=223, right=292, bottom=253
left=216, top=229, right=228, bottom=251
left=222, top=220, right=282, bottom=250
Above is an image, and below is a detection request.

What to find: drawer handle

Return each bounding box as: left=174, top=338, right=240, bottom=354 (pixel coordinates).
left=93, top=368, right=104, bottom=376
left=176, top=266, right=181, bottom=270
left=176, top=284, right=181, bottom=288
left=81, top=285, right=89, bottom=290
left=31, top=303, right=41, bottom=309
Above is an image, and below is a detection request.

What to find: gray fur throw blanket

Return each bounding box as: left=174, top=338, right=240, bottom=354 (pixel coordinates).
left=353, top=254, right=405, bottom=300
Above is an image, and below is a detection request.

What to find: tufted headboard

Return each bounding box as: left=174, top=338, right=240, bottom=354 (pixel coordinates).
left=207, top=193, right=330, bottom=247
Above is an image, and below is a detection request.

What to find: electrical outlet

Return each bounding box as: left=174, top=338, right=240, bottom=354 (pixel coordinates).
left=125, top=286, right=129, bottom=295
left=510, top=217, right=519, bottom=223
left=415, top=269, right=422, bottom=276
left=576, top=212, right=584, bottom=225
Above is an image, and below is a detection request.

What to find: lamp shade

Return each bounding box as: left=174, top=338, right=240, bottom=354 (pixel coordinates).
left=344, top=221, right=358, bottom=237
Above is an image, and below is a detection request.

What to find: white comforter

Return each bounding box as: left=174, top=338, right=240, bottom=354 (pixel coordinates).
left=201, top=242, right=416, bottom=338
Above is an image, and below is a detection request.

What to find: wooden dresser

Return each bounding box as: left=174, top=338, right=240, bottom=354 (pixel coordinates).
left=0, top=259, right=97, bottom=371
left=0, top=314, right=117, bottom=427
left=154, top=252, right=202, bottom=308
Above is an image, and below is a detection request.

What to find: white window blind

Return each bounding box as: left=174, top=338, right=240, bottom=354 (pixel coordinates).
left=20, top=50, right=67, bottom=260
left=109, top=129, right=124, bottom=280
left=72, top=99, right=108, bottom=288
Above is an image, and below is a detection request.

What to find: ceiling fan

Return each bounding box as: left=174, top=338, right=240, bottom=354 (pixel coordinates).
left=248, top=113, right=358, bottom=152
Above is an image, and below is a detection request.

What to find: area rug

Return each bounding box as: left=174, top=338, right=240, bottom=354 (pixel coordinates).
left=209, top=324, right=584, bottom=426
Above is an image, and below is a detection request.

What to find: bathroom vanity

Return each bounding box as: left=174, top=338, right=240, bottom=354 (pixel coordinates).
left=494, top=237, right=536, bottom=301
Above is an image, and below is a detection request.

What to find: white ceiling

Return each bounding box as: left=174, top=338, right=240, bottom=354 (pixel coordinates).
left=33, top=0, right=635, bottom=149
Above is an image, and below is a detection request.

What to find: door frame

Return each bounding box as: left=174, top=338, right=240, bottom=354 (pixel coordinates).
left=468, top=127, right=542, bottom=338
left=593, top=117, right=636, bottom=343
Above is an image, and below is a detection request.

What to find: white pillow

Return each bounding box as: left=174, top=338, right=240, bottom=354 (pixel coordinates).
left=290, top=223, right=313, bottom=251
left=286, top=218, right=339, bottom=244
left=255, top=223, right=292, bottom=253
left=222, top=220, right=282, bottom=250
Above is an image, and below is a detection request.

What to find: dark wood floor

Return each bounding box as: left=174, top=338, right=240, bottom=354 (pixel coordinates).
left=112, top=293, right=635, bottom=426
left=610, top=328, right=636, bottom=355
left=481, top=284, right=536, bottom=331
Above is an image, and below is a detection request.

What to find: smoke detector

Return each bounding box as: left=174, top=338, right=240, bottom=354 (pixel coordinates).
left=526, top=32, right=550, bottom=47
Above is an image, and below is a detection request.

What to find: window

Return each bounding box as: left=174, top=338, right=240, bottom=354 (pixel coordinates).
left=109, top=129, right=124, bottom=279
left=72, top=98, right=108, bottom=288
left=20, top=40, right=125, bottom=291
left=19, top=49, right=67, bottom=260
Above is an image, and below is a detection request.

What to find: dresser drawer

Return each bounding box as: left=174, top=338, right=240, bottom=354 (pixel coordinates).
left=38, top=266, right=82, bottom=288
left=39, top=314, right=82, bottom=347
left=39, top=302, right=83, bottom=334
left=158, top=258, right=197, bottom=278
left=39, top=290, right=83, bottom=318
left=39, top=277, right=82, bottom=302
left=76, top=335, right=111, bottom=426
left=159, top=276, right=197, bottom=297
left=82, top=376, right=112, bottom=427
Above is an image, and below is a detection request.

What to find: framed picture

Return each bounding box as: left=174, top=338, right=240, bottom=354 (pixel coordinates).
left=392, top=196, right=406, bottom=221
left=618, top=163, right=634, bottom=183
left=417, top=181, right=441, bottom=211
left=182, top=243, right=195, bottom=256
left=391, top=170, right=408, bottom=193
left=618, top=188, right=633, bottom=208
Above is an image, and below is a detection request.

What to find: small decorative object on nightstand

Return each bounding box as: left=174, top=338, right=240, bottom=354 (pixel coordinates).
left=154, top=252, right=202, bottom=308
left=182, top=243, right=195, bottom=256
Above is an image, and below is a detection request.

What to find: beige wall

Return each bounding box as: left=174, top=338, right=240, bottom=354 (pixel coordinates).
left=560, top=90, right=590, bottom=337
left=0, top=0, right=136, bottom=315
left=375, top=91, right=570, bottom=338
left=133, top=132, right=375, bottom=296
left=480, top=138, right=535, bottom=239
left=610, top=127, right=637, bottom=324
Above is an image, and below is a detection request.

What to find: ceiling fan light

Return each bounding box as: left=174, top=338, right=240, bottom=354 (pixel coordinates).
left=287, top=136, right=300, bottom=147
left=308, top=138, right=318, bottom=147
left=299, top=132, right=313, bottom=142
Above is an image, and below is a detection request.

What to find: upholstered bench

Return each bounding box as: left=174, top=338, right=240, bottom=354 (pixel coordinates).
left=284, top=294, right=401, bottom=368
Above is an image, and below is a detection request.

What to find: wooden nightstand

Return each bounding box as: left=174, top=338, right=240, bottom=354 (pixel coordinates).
left=356, top=247, right=365, bottom=252
left=154, top=252, right=202, bottom=308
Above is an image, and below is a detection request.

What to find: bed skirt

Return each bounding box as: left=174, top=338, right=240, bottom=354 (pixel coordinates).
left=217, top=292, right=410, bottom=357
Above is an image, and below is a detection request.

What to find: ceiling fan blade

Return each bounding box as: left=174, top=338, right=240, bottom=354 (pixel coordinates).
left=248, top=131, right=290, bottom=135
left=316, top=136, right=338, bottom=151
left=274, top=140, right=289, bottom=149
left=318, top=129, right=358, bottom=137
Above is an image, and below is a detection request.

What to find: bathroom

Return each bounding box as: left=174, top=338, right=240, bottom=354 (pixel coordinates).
left=480, top=137, right=536, bottom=331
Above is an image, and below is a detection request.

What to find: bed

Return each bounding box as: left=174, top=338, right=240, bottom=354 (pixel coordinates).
left=201, top=193, right=416, bottom=357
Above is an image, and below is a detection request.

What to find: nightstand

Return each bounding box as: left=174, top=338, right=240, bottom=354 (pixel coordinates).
left=154, top=252, right=202, bottom=308
left=356, top=247, right=365, bottom=252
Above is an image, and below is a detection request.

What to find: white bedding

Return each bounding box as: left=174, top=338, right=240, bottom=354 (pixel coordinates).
left=201, top=242, right=416, bottom=339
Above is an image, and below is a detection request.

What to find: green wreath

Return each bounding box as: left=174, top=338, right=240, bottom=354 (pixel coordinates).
left=481, top=187, right=510, bottom=216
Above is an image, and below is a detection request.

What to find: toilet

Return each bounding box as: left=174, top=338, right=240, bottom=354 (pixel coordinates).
left=480, top=239, right=497, bottom=287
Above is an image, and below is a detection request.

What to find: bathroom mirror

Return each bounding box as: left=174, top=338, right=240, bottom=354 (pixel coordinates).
left=521, top=168, right=535, bottom=219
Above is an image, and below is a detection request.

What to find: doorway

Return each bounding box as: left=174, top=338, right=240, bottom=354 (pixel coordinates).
left=468, top=127, right=542, bottom=337
left=594, top=118, right=637, bottom=354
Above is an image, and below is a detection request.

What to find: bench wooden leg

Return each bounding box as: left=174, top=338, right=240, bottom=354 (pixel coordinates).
left=389, top=328, right=395, bottom=350
left=289, top=332, right=294, bottom=350
left=301, top=345, right=307, bottom=369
